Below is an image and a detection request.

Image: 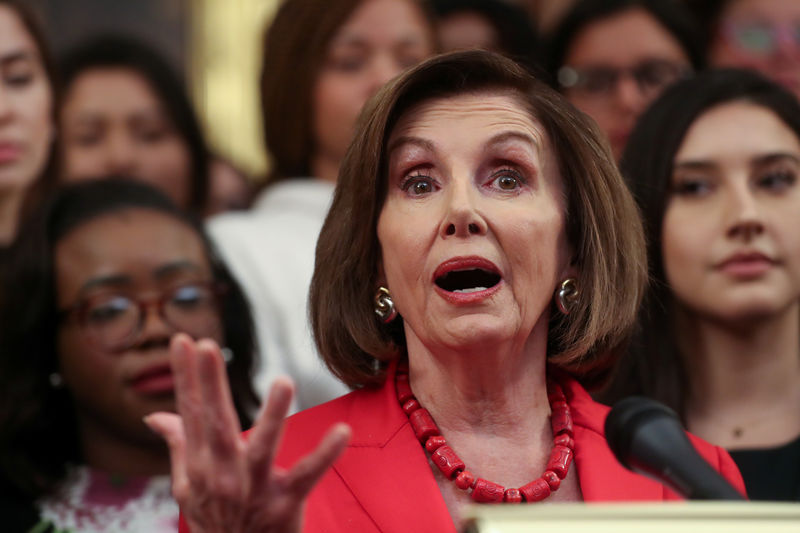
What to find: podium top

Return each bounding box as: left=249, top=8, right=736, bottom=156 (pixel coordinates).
left=462, top=502, right=800, bottom=533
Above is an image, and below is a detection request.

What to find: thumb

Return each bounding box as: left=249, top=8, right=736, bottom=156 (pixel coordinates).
left=145, top=411, right=185, bottom=444
left=145, top=412, right=190, bottom=501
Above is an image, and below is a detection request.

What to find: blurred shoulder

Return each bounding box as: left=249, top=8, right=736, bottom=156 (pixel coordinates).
left=206, top=179, right=334, bottom=252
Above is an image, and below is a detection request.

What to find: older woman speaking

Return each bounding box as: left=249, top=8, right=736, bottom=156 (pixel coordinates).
left=146, top=51, right=745, bottom=532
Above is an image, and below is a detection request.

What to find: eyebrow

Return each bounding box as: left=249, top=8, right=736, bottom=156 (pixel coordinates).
left=69, top=108, right=165, bottom=126
left=673, top=160, right=716, bottom=172
left=331, top=31, right=425, bottom=46
left=484, top=131, right=540, bottom=152
left=388, top=131, right=540, bottom=156
left=674, top=152, right=800, bottom=171
left=0, top=50, right=33, bottom=66
left=153, top=261, right=204, bottom=280
left=388, top=135, right=435, bottom=155
left=752, top=152, right=800, bottom=167
left=77, top=261, right=204, bottom=294
left=78, top=274, right=132, bottom=294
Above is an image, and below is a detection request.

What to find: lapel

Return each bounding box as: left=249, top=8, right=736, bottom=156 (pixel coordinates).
left=562, top=373, right=668, bottom=501
left=332, top=363, right=458, bottom=533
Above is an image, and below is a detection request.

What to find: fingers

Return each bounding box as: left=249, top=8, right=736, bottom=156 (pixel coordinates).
left=247, top=377, right=295, bottom=493
left=170, top=333, right=204, bottom=446
left=197, top=339, right=243, bottom=458
left=286, top=423, right=351, bottom=498
left=143, top=411, right=185, bottom=450
left=170, top=334, right=246, bottom=500
left=144, top=412, right=190, bottom=500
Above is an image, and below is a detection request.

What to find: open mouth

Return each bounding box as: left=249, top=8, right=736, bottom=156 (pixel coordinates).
left=435, top=268, right=501, bottom=293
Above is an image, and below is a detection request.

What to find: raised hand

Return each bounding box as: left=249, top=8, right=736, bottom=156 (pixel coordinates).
left=145, top=333, right=350, bottom=533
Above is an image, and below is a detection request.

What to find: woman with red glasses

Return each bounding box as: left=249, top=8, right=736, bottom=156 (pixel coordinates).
left=0, top=179, right=258, bottom=531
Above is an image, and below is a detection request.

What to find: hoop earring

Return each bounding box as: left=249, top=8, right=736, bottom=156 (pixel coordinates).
left=555, top=278, right=579, bottom=315
left=49, top=372, right=64, bottom=388
left=374, top=287, right=398, bottom=324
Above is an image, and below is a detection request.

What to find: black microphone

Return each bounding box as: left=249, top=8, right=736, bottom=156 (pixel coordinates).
left=605, top=396, right=744, bottom=500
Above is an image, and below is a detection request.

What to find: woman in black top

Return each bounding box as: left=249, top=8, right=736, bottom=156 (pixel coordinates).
left=601, top=69, right=800, bottom=501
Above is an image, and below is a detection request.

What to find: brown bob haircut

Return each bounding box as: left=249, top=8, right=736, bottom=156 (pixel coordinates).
left=310, top=50, right=647, bottom=389
left=260, top=0, right=435, bottom=184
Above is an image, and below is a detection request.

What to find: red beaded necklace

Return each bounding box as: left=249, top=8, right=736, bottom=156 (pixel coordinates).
left=395, top=362, right=575, bottom=503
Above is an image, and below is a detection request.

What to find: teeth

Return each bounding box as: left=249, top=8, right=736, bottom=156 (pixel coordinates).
left=452, top=287, right=488, bottom=293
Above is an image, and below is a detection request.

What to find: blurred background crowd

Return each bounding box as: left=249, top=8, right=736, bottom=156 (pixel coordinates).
left=0, top=0, right=799, bottom=531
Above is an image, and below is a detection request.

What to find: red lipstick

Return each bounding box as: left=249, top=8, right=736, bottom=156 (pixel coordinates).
left=433, top=256, right=503, bottom=304
left=129, top=363, right=174, bottom=395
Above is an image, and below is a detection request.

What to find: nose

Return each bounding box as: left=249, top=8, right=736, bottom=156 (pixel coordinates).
left=725, top=185, right=764, bottom=241
left=613, top=75, right=647, bottom=114
left=104, top=132, right=137, bottom=175
left=366, top=54, right=403, bottom=97
left=133, top=302, right=175, bottom=347
left=0, top=86, right=12, bottom=123
left=439, top=179, right=488, bottom=238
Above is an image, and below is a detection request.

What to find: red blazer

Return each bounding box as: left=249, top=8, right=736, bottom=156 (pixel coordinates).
left=181, top=365, right=745, bottom=532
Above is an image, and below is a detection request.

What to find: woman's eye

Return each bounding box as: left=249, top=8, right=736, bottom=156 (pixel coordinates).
left=137, top=128, right=168, bottom=144
left=3, top=60, right=35, bottom=87
left=86, top=296, right=132, bottom=324
left=401, top=174, right=437, bottom=196
left=757, top=169, right=796, bottom=192
left=170, top=285, right=212, bottom=308
left=329, top=55, right=365, bottom=73
left=73, top=134, right=101, bottom=147
left=5, top=72, right=33, bottom=87
left=671, top=177, right=712, bottom=197
left=490, top=169, right=524, bottom=191
left=403, top=176, right=434, bottom=196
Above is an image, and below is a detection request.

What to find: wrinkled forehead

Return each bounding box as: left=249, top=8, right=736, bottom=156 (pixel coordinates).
left=386, top=90, right=550, bottom=158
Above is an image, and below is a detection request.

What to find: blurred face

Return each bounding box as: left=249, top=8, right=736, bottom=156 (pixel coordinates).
left=312, top=0, right=433, bottom=180
left=662, top=101, right=800, bottom=323
left=438, top=11, right=500, bottom=53
left=562, top=8, right=690, bottom=159
left=56, top=208, right=222, bottom=444
left=710, top=0, right=800, bottom=98
left=60, top=68, right=193, bottom=208
left=377, top=92, right=572, bottom=354
left=0, top=5, right=53, bottom=194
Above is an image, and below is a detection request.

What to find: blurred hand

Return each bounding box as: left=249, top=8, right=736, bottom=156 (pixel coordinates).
left=145, top=333, right=350, bottom=533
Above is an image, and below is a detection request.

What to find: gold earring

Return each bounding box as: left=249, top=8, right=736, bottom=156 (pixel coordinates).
left=555, top=278, right=578, bottom=315
left=374, top=287, right=398, bottom=324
